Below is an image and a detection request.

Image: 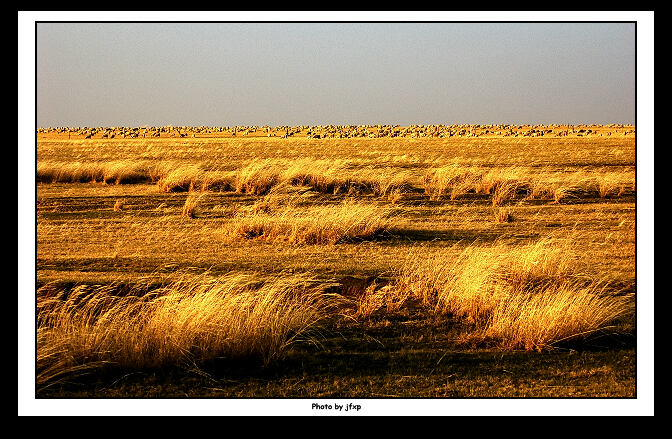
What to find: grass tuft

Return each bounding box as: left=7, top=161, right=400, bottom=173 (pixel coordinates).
left=493, top=207, right=513, bottom=223
left=36, top=272, right=335, bottom=388
left=389, top=240, right=632, bottom=350
left=224, top=199, right=396, bottom=245
left=182, top=191, right=207, bottom=218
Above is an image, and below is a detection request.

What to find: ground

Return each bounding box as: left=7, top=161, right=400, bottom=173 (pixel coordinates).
left=32, top=126, right=637, bottom=401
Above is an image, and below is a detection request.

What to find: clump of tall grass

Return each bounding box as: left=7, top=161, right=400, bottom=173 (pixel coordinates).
left=553, top=185, right=583, bottom=204
left=154, top=164, right=236, bottom=192
left=182, top=191, right=207, bottom=218
left=422, top=165, right=635, bottom=204
left=280, top=160, right=413, bottom=196
left=479, top=167, right=526, bottom=195
left=199, top=170, right=236, bottom=192
left=36, top=272, right=335, bottom=389
left=493, top=207, right=513, bottom=223
left=527, top=182, right=557, bottom=200
left=101, top=161, right=151, bottom=184
left=224, top=199, right=396, bottom=245
left=388, top=240, right=633, bottom=350
left=423, top=165, right=480, bottom=200
left=36, top=160, right=151, bottom=184
left=234, top=160, right=281, bottom=195
left=155, top=165, right=204, bottom=192
left=471, top=281, right=633, bottom=351
left=491, top=180, right=525, bottom=207
left=355, top=168, right=415, bottom=198
left=424, top=165, right=533, bottom=202
left=595, top=174, right=632, bottom=198
left=387, top=188, right=404, bottom=204
left=282, top=158, right=352, bottom=194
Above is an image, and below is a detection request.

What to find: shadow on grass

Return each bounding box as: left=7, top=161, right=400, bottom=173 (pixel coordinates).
left=389, top=228, right=539, bottom=244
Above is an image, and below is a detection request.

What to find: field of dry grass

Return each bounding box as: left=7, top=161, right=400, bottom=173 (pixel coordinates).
left=34, top=125, right=637, bottom=398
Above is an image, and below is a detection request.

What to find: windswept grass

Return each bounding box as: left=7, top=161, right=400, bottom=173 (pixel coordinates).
left=155, top=164, right=204, bottom=192
left=224, top=199, right=397, bottom=245
left=36, top=272, right=337, bottom=389
left=151, top=159, right=413, bottom=196
left=423, top=164, right=634, bottom=203
left=281, top=158, right=352, bottom=194
left=493, top=207, right=513, bottom=223
left=350, top=283, right=411, bottom=319
left=234, top=159, right=281, bottom=195
left=386, top=239, right=633, bottom=350
left=36, top=160, right=152, bottom=184
left=423, top=164, right=480, bottom=200
left=155, top=164, right=235, bottom=193
left=182, top=191, right=207, bottom=218
left=34, top=132, right=637, bottom=397
left=36, top=154, right=634, bottom=206
left=472, top=281, right=633, bottom=351
left=595, top=174, right=632, bottom=198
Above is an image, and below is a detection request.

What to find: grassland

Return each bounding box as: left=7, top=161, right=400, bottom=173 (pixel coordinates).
left=33, top=124, right=637, bottom=400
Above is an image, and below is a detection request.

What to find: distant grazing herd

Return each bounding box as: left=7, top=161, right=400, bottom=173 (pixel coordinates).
left=37, top=124, right=635, bottom=139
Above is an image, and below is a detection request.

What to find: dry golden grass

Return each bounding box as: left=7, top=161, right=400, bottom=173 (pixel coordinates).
left=45, top=156, right=412, bottom=197
left=281, top=158, right=351, bottom=194
left=36, top=159, right=152, bottom=184
left=182, top=191, right=207, bottom=218
left=387, top=188, right=404, bottom=205
left=596, top=174, right=629, bottom=198
left=35, top=136, right=635, bottom=211
left=387, top=239, right=632, bottom=350
left=473, top=282, right=633, bottom=351
left=423, top=164, right=477, bottom=200
left=155, top=164, right=204, bottom=192
left=34, top=141, right=634, bottom=347
left=36, top=272, right=337, bottom=388
left=234, top=159, right=281, bottom=195
left=224, top=199, right=396, bottom=245
left=33, top=131, right=637, bottom=396
left=493, top=207, right=513, bottom=223
left=421, top=164, right=634, bottom=205
left=350, top=283, right=412, bottom=319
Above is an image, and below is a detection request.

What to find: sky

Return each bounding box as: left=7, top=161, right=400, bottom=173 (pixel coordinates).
left=35, top=21, right=636, bottom=127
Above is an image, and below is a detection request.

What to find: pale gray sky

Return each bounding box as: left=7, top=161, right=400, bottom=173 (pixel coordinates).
left=36, top=22, right=636, bottom=127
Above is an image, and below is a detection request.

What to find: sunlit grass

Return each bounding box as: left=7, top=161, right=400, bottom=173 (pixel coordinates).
left=36, top=272, right=337, bottom=388
left=472, top=281, right=633, bottom=351
left=34, top=132, right=637, bottom=396
left=387, top=239, right=633, bottom=350
left=224, top=199, right=396, bottom=245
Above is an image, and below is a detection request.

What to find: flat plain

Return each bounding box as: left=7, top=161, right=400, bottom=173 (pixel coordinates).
left=34, top=124, right=637, bottom=397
